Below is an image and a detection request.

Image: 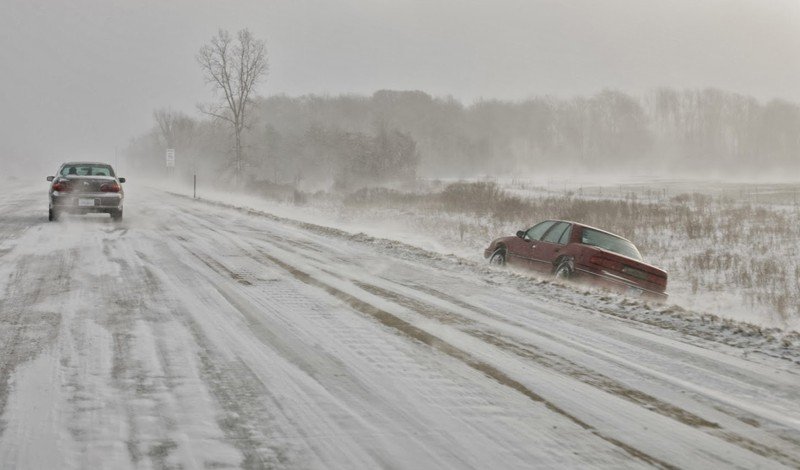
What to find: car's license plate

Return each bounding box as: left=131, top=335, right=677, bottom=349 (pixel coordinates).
left=78, top=198, right=95, bottom=207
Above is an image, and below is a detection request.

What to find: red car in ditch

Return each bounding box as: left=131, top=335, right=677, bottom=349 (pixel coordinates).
left=484, top=220, right=667, bottom=299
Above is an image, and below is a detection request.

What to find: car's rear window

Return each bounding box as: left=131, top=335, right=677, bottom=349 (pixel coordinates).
left=581, top=228, right=642, bottom=260
left=61, top=164, right=115, bottom=177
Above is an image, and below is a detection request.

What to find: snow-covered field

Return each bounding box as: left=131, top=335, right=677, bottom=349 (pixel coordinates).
left=0, top=179, right=799, bottom=468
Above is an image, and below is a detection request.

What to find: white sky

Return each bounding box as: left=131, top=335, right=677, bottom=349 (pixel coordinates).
left=1, top=0, right=799, bottom=165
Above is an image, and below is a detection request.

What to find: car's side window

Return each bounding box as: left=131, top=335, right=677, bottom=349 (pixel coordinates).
left=557, top=224, right=573, bottom=245
left=525, top=221, right=556, bottom=241
left=542, top=222, right=570, bottom=244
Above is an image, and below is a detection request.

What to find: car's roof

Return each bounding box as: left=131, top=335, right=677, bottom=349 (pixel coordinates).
left=61, top=161, right=114, bottom=166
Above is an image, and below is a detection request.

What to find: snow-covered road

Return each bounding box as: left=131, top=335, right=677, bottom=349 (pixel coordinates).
left=0, top=183, right=798, bottom=469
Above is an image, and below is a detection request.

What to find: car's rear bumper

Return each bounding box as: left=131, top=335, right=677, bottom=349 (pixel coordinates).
left=51, top=192, right=122, bottom=212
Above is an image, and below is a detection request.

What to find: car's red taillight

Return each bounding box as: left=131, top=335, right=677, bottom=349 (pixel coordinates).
left=100, top=182, right=121, bottom=193
left=52, top=181, right=71, bottom=192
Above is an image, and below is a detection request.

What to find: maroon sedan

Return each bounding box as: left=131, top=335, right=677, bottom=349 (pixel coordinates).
left=484, top=220, right=667, bottom=299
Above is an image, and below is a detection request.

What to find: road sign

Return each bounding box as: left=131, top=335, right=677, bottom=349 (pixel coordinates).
left=166, top=149, right=175, bottom=168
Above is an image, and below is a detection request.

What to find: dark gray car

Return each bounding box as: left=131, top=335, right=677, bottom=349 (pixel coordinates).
left=47, top=162, right=126, bottom=221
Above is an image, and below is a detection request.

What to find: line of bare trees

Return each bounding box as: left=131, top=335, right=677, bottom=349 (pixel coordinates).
left=124, top=29, right=800, bottom=189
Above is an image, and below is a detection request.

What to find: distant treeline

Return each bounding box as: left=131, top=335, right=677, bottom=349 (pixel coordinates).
left=125, top=88, right=800, bottom=188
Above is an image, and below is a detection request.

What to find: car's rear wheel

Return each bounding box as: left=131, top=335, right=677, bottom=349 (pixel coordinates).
left=48, top=208, right=59, bottom=222
left=553, top=259, right=574, bottom=280
left=489, top=248, right=506, bottom=266
left=111, top=209, right=123, bottom=222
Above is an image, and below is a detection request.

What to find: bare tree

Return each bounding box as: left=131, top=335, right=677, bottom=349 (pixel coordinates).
left=197, top=28, right=268, bottom=184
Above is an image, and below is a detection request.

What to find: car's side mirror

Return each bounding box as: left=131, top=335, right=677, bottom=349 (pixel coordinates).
left=46, top=176, right=54, bottom=182
left=118, top=177, right=126, bottom=183
left=516, top=230, right=526, bottom=239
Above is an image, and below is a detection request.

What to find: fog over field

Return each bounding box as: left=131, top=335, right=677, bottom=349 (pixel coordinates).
left=2, top=2, right=800, bottom=469
left=1, top=0, right=799, bottom=176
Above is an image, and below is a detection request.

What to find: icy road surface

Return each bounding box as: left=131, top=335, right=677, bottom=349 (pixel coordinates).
left=0, top=183, right=799, bottom=469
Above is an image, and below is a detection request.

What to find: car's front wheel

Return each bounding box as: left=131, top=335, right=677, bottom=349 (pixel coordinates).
left=489, top=248, right=506, bottom=266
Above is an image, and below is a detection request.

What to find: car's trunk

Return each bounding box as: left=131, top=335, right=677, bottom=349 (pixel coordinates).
left=589, top=250, right=668, bottom=292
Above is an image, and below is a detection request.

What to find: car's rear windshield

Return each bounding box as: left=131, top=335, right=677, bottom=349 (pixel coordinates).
left=581, top=228, right=642, bottom=260
left=60, top=164, right=115, bottom=177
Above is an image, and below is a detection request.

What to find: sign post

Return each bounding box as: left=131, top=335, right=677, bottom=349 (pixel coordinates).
left=166, top=148, right=175, bottom=177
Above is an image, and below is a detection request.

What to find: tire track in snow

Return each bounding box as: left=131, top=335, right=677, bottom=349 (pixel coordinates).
left=173, top=246, right=496, bottom=469
left=96, top=263, right=182, bottom=467
left=0, top=249, right=72, bottom=438
left=51, top=224, right=237, bottom=468
left=412, top=279, right=800, bottom=442
left=354, top=282, right=719, bottom=428
left=133, top=249, right=298, bottom=469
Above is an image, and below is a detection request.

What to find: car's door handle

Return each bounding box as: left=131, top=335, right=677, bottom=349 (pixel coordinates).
left=531, top=244, right=537, bottom=250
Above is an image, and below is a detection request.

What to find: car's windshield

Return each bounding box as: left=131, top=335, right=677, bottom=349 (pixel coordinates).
left=581, top=228, right=642, bottom=260
left=60, top=164, right=115, bottom=177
